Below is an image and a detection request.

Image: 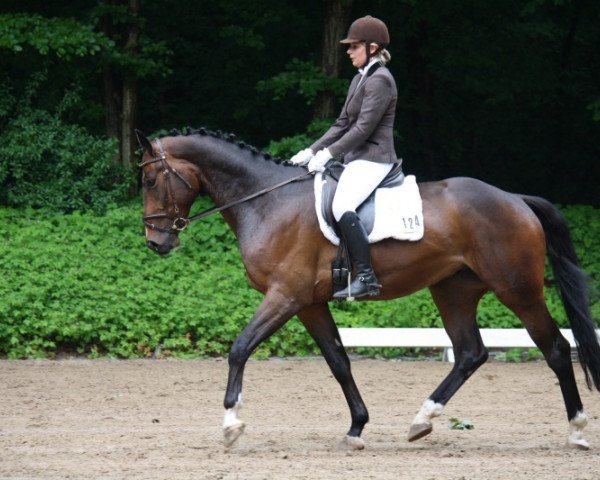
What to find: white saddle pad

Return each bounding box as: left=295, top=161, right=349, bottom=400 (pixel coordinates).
left=314, top=174, right=425, bottom=245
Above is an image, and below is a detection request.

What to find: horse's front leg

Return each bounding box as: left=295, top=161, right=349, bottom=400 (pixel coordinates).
left=298, top=304, right=369, bottom=450
left=223, top=290, right=300, bottom=447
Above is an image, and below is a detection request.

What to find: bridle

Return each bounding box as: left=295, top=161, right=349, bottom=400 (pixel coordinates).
left=139, top=139, right=195, bottom=234
left=139, top=138, right=312, bottom=235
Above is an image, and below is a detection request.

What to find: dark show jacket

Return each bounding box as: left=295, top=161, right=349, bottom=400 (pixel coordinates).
left=310, top=62, right=400, bottom=165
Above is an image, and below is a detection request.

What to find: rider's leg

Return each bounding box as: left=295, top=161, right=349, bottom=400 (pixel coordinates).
left=332, top=160, right=393, bottom=223
left=333, top=211, right=381, bottom=299
left=332, top=160, right=393, bottom=299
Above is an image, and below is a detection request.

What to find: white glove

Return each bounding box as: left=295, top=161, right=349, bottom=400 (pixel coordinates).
left=308, top=148, right=332, bottom=173
left=289, top=148, right=314, bottom=166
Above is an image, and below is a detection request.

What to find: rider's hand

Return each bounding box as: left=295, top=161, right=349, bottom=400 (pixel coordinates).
left=308, top=148, right=332, bottom=173
left=289, top=148, right=314, bottom=166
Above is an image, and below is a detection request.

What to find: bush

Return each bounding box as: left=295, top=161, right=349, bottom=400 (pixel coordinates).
left=265, top=118, right=331, bottom=159
left=0, top=74, right=131, bottom=213
left=0, top=202, right=597, bottom=358
left=0, top=201, right=262, bottom=358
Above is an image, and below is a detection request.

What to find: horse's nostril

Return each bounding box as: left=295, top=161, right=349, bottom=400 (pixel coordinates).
left=147, top=239, right=172, bottom=256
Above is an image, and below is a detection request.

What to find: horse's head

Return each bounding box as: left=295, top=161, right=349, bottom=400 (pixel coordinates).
left=136, top=130, right=200, bottom=256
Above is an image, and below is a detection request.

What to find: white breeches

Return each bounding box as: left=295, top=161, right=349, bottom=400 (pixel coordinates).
left=332, top=160, right=394, bottom=222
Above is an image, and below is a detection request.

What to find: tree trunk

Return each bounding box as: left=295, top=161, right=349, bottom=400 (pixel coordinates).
left=121, top=73, right=137, bottom=171
left=313, top=0, right=353, bottom=119
left=103, top=66, right=121, bottom=145
left=98, top=0, right=121, bottom=149
left=98, top=0, right=139, bottom=187
left=120, top=0, right=140, bottom=175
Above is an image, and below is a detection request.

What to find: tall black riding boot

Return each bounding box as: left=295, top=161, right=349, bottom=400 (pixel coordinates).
left=332, top=211, right=381, bottom=300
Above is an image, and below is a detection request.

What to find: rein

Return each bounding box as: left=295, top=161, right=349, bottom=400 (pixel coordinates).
left=139, top=139, right=312, bottom=234
left=186, top=170, right=313, bottom=223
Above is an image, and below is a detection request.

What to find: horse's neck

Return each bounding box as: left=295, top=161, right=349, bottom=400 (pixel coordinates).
left=182, top=137, right=267, bottom=197
left=185, top=135, right=300, bottom=235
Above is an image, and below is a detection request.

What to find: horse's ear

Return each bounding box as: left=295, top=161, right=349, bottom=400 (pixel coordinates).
left=135, top=129, right=155, bottom=156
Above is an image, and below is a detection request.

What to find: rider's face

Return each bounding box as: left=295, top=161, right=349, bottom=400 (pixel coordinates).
left=347, top=43, right=366, bottom=68
left=347, top=42, right=377, bottom=68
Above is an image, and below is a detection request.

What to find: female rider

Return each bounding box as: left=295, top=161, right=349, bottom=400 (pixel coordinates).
left=290, top=15, right=401, bottom=299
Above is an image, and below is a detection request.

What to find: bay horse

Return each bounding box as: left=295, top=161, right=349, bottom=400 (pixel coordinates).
left=136, top=128, right=600, bottom=451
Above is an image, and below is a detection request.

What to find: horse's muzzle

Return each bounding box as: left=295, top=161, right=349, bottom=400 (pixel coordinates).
left=146, top=237, right=179, bottom=256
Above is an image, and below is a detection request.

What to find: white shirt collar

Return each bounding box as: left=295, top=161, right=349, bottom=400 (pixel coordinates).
left=358, top=58, right=381, bottom=76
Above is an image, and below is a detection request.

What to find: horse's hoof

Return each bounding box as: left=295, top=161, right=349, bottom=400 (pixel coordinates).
left=338, top=435, right=365, bottom=451
left=568, top=437, right=590, bottom=451
left=408, top=422, right=433, bottom=442
left=223, top=421, right=245, bottom=448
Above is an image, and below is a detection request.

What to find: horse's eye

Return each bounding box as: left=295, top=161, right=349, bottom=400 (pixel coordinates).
left=146, top=178, right=156, bottom=188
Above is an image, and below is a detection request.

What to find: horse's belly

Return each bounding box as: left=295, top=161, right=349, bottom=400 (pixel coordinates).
left=373, top=242, right=464, bottom=299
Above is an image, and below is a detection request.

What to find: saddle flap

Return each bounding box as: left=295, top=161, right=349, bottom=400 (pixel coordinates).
left=315, top=170, right=424, bottom=246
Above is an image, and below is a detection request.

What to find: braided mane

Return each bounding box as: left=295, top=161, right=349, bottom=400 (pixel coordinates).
left=166, top=126, right=292, bottom=166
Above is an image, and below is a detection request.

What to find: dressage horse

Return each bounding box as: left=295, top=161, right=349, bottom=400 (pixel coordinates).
left=136, top=128, right=600, bottom=450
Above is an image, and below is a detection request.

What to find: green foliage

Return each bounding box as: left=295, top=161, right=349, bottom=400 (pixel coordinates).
left=448, top=417, right=474, bottom=430
left=265, top=134, right=313, bottom=160
left=1, top=1, right=599, bottom=205
left=266, top=119, right=332, bottom=159
left=495, top=348, right=544, bottom=363
left=587, top=99, right=600, bottom=122
left=0, top=13, right=111, bottom=58
left=0, top=201, right=258, bottom=358
left=0, top=202, right=597, bottom=359
left=106, top=38, right=173, bottom=78
left=257, top=59, right=349, bottom=105
left=561, top=205, right=600, bottom=308
left=521, top=0, right=569, bottom=16
left=0, top=11, right=171, bottom=77
left=0, top=74, right=130, bottom=213
left=90, top=2, right=173, bottom=79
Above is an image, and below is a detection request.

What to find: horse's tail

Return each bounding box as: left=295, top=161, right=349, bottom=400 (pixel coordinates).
left=520, top=194, right=600, bottom=391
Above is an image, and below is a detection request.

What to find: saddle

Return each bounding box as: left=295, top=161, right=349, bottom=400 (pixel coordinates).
left=314, top=162, right=424, bottom=296
left=320, top=162, right=405, bottom=238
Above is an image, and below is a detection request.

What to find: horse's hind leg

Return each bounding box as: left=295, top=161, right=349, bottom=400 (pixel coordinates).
left=298, top=304, right=369, bottom=450
left=497, top=291, right=589, bottom=449
left=409, top=270, right=489, bottom=442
